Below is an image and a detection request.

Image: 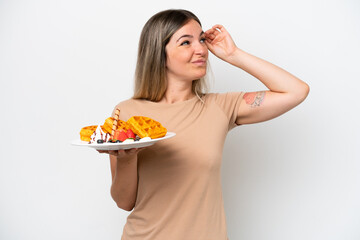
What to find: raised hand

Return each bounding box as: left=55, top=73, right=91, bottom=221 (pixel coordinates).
left=204, top=24, right=238, bottom=61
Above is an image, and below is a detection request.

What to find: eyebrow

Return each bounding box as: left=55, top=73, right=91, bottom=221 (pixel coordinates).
left=176, top=31, right=204, bottom=42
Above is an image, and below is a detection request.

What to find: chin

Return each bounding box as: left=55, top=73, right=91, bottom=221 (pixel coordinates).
left=196, top=71, right=207, bottom=79
left=192, top=68, right=206, bottom=78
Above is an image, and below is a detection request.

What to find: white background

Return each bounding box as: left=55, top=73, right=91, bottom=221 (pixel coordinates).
left=1, top=0, right=359, bottom=239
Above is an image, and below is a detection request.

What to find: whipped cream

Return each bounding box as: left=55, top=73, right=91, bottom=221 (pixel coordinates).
left=139, top=137, right=151, bottom=142
left=123, top=138, right=135, bottom=143
left=90, top=124, right=110, bottom=143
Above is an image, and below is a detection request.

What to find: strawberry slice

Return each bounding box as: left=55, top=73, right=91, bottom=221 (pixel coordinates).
left=113, top=129, right=128, bottom=142
left=126, top=129, right=136, bottom=139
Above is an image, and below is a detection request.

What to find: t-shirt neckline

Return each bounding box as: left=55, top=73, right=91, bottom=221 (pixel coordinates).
left=138, top=95, right=200, bottom=107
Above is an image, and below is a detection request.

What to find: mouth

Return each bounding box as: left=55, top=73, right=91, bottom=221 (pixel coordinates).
left=192, top=60, right=207, bottom=66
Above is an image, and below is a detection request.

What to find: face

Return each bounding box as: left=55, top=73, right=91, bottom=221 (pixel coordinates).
left=165, top=19, right=208, bottom=83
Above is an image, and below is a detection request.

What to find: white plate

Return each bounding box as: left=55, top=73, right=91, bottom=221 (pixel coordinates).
left=71, top=132, right=176, bottom=150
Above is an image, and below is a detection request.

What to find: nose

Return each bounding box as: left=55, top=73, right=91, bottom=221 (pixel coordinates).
left=194, top=41, right=208, bottom=55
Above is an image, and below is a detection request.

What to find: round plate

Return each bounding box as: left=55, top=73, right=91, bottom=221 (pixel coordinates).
left=71, top=132, right=176, bottom=150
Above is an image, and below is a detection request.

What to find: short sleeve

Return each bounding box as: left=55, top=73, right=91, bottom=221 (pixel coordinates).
left=110, top=99, right=134, bottom=121
left=212, top=92, right=244, bottom=130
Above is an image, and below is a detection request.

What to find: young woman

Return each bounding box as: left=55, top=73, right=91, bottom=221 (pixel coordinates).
left=99, top=9, right=309, bottom=240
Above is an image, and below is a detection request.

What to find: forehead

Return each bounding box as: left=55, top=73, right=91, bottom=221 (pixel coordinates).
left=171, top=19, right=203, bottom=38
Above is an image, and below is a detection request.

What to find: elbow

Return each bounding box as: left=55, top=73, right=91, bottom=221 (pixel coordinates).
left=303, top=82, right=310, bottom=97
left=295, top=82, right=310, bottom=104
left=115, top=201, right=134, bottom=211
left=302, top=82, right=310, bottom=101
left=111, top=189, right=135, bottom=211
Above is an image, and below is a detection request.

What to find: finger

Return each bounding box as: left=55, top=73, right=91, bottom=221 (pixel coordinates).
left=205, top=33, right=216, bottom=42
left=126, top=147, right=144, bottom=153
left=205, top=39, right=212, bottom=46
left=97, top=150, right=112, bottom=154
left=127, top=148, right=138, bottom=154
left=205, top=29, right=219, bottom=38
left=205, top=28, right=215, bottom=35
left=108, top=150, right=120, bottom=156
left=117, top=149, right=130, bottom=157
left=205, top=42, right=216, bottom=54
left=205, top=36, right=215, bottom=43
left=212, top=24, right=226, bottom=32
left=212, top=29, right=221, bottom=36
left=207, top=32, right=216, bottom=38
left=207, top=28, right=220, bottom=37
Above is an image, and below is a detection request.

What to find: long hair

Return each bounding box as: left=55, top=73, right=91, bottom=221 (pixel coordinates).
left=133, top=9, right=209, bottom=102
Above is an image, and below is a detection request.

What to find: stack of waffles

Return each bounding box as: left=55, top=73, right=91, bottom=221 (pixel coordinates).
left=79, top=115, right=167, bottom=142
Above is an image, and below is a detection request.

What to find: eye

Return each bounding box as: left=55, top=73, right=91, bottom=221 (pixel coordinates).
left=200, top=38, right=206, bottom=43
left=180, top=40, right=190, bottom=46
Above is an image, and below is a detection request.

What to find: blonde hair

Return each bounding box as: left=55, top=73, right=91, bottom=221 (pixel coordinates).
left=133, top=9, right=209, bottom=102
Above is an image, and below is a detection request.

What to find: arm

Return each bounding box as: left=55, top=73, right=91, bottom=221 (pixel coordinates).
left=100, top=149, right=141, bottom=211
left=205, top=25, right=309, bottom=124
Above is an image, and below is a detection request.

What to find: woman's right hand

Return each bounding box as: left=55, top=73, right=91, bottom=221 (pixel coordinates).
left=204, top=24, right=238, bottom=62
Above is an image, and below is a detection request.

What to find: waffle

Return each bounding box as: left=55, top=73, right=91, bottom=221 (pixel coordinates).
left=103, top=117, right=131, bottom=134
left=80, top=125, right=97, bottom=142
left=127, top=116, right=167, bottom=139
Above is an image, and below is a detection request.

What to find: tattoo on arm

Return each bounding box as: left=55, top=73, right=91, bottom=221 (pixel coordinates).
left=243, top=91, right=266, bottom=108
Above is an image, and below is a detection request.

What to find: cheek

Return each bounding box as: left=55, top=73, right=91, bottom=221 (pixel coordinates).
left=166, top=52, right=176, bottom=68
left=167, top=52, right=190, bottom=67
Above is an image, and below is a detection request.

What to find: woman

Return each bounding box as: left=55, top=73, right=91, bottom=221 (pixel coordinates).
left=100, top=9, right=309, bottom=240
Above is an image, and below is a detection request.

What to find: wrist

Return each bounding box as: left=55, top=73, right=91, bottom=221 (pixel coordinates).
left=116, top=154, right=137, bottom=168
left=227, top=48, right=245, bottom=66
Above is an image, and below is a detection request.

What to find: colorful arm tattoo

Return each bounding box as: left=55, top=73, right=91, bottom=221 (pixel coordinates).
left=243, top=91, right=266, bottom=108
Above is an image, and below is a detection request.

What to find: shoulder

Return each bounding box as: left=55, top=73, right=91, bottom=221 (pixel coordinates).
left=111, top=98, right=140, bottom=117
left=114, top=98, right=136, bottom=109
left=114, top=97, right=154, bottom=109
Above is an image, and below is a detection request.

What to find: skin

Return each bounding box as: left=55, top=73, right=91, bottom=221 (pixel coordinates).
left=204, top=24, right=309, bottom=124
left=243, top=91, right=266, bottom=108
left=99, top=20, right=310, bottom=211
left=160, top=19, right=208, bottom=104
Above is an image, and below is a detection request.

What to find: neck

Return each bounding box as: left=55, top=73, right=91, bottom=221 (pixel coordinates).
left=160, top=79, right=195, bottom=104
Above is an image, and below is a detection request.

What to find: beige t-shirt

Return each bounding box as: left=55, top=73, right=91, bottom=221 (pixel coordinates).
left=116, top=92, right=244, bottom=240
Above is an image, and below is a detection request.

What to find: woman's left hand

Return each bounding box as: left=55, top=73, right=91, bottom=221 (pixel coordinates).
left=205, top=24, right=238, bottom=61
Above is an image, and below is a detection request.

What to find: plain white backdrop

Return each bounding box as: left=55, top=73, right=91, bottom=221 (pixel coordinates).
left=1, top=0, right=359, bottom=239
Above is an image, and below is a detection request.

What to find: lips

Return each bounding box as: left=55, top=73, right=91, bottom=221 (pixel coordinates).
left=192, top=59, right=207, bottom=65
